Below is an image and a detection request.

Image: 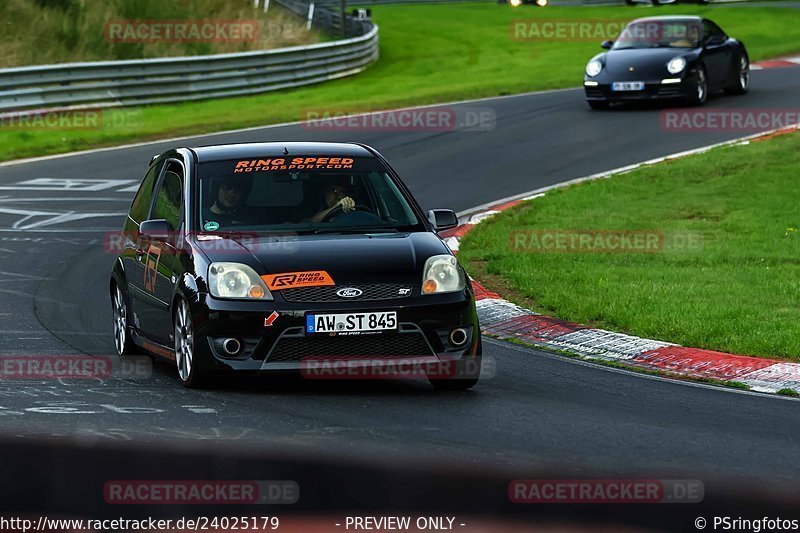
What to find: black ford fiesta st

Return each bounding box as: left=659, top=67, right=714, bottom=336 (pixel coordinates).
left=584, top=16, right=749, bottom=109
left=110, top=142, right=481, bottom=389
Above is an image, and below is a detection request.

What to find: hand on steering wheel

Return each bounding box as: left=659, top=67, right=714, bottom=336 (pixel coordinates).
left=337, top=196, right=355, bottom=213
left=321, top=199, right=370, bottom=223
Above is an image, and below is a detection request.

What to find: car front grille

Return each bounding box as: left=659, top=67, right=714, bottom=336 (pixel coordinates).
left=265, top=326, right=434, bottom=362
left=657, top=86, right=683, bottom=97
left=585, top=87, right=605, bottom=98
left=280, top=284, right=414, bottom=303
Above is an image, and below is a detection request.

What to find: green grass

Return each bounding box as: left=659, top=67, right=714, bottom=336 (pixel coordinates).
left=459, top=131, right=800, bottom=360
left=3, top=4, right=800, bottom=161
left=0, top=0, right=319, bottom=66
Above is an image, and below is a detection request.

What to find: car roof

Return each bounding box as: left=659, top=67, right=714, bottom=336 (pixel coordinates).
left=188, top=142, right=375, bottom=163
left=631, top=15, right=703, bottom=24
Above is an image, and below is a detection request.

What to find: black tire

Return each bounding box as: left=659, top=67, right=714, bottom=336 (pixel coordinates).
left=111, top=282, right=139, bottom=356
left=687, top=66, right=708, bottom=106
left=725, top=53, right=750, bottom=95
left=174, top=298, right=206, bottom=388
left=587, top=100, right=610, bottom=110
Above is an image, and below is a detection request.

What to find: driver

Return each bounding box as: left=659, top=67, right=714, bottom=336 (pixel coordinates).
left=203, top=175, right=253, bottom=228
left=305, top=178, right=356, bottom=223
left=670, top=24, right=700, bottom=48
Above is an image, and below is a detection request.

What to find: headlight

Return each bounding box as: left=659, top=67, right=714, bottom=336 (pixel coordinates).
left=208, top=262, right=273, bottom=300
left=422, top=255, right=465, bottom=295
left=586, top=60, right=603, bottom=77
left=667, top=57, right=687, bottom=75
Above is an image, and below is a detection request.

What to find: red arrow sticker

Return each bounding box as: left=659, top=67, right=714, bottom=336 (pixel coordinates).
left=264, top=311, right=279, bottom=327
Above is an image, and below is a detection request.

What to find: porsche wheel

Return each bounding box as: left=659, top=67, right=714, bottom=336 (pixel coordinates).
left=725, top=54, right=749, bottom=95
left=688, top=66, right=708, bottom=106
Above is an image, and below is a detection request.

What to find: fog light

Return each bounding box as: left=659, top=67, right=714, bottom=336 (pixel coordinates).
left=449, top=328, right=469, bottom=347
left=222, top=338, right=242, bottom=356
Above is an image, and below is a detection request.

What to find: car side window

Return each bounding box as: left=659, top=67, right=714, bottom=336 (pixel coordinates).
left=703, top=20, right=726, bottom=41
left=129, top=162, right=162, bottom=224
left=152, top=162, right=184, bottom=231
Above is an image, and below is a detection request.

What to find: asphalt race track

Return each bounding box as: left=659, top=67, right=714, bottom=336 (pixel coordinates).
left=0, top=67, right=799, bottom=513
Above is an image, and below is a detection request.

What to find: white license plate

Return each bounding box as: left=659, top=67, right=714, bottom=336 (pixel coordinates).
left=612, top=81, right=645, bottom=91
left=306, top=311, right=397, bottom=335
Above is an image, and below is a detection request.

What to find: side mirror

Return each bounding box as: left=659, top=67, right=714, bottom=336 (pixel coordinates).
left=705, top=35, right=725, bottom=47
left=601, top=40, right=613, bottom=50
left=428, top=209, right=459, bottom=231
left=139, top=219, right=170, bottom=241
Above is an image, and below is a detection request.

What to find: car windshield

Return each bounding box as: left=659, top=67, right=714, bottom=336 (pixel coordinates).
left=612, top=20, right=701, bottom=50
left=196, top=155, right=423, bottom=234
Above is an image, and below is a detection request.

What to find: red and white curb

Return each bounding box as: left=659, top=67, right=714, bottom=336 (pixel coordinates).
left=751, top=57, right=800, bottom=71
left=445, top=125, right=800, bottom=396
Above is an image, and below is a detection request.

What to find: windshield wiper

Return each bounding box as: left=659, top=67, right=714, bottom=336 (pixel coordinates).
left=310, top=227, right=401, bottom=234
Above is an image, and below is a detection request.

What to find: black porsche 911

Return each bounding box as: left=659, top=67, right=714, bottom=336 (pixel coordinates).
left=584, top=16, right=749, bottom=109
left=109, top=142, right=481, bottom=389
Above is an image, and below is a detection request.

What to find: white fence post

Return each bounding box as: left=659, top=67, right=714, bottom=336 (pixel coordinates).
left=306, top=2, right=315, bottom=31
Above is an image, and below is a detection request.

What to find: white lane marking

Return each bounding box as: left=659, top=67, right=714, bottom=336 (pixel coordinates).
left=0, top=87, right=582, bottom=169
left=182, top=405, right=218, bottom=414
left=485, top=337, right=800, bottom=403
left=0, top=178, right=136, bottom=192
left=0, top=270, right=50, bottom=281
left=457, top=123, right=800, bottom=218
left=0, top=207, right=125, bottom=230
left=0, top=63, right=791, bottom=170
left=0, top=196, right=131, bottom=203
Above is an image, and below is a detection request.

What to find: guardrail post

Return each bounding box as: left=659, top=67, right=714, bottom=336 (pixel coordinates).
left=340, top=0, right=347, bottom=37
left=306, top=2, right=315, bottom=30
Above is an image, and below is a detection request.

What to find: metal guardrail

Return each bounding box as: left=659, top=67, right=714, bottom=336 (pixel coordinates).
left=0, top=2, right=378, bottom=112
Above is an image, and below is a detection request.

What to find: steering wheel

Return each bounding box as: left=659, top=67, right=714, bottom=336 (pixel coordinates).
left=321, top=203, right=372, bottom=223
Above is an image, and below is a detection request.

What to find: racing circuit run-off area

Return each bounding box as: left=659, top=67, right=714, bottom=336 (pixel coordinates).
left=0, top=0, right=800, bottom=531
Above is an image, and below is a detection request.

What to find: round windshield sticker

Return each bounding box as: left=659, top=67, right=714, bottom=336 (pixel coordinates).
left=204, top=221, right=219, bottom=231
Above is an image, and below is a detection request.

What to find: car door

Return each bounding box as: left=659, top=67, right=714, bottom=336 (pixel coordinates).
left=702, top=19, right=732, bottom=90
left=136, top=159, right=186, bottom=344
left=122, top=159, right=162, bottom=335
